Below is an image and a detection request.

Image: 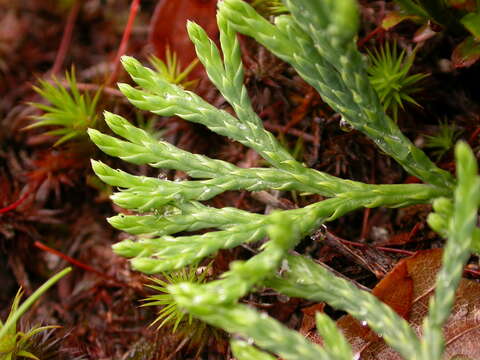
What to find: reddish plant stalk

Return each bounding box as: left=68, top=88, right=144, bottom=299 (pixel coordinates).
left=107, top=0, right=141, bottom=86
left=50, top=0, right=81, bottom=75
left=34, top=241, right=125, bottom=285
left=0, top=188, right=32, bottom=214
left=357, top=25, right=385, bottom=49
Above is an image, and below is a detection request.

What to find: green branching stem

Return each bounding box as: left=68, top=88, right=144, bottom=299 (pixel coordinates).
left=88, top=2, right=480, bottom=360
left=265, top=254, right=421, bottom=359
left=172, top=296, right=330, bottom=360
left=92, top=157, right=448, bottom=212
left=315, top=313, right=354, bottom=360
left=107, top=202, right=256, bottom=236
left=169, top=214, right=332, bottom=360
left=219, top=0, right=455, bottom=190
left=89, top=113, right=451, bottom=205
left=111, top=183, right=446, bottom=273
left=230, top=339, right=276, bottom=360
left=416, top=142, right=480, bottom=360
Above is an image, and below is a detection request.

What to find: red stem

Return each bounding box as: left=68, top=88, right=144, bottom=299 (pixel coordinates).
left=50, top=0, right=81, bottom=75
left=34, top=241, right=126, bottom=286
left=357, top=25, right=384, bottom=49
left=107, top=0, right=141, bottom=86
left=468, top=126, right=480, bottom=145
left=0, top=188, right=32, bottom=214
left=360, top=208, right=371, bottom=240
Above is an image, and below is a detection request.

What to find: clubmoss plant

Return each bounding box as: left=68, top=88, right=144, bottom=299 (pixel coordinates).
left=89, top=0, right=480, bottom=358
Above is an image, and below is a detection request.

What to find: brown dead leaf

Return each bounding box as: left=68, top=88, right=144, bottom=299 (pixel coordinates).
left=300, top=303, right=325, bottom=344
left=336, top=249, right=480, bottom=359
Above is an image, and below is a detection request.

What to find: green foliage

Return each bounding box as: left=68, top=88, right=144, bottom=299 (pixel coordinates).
left=89, top=0, right=480, bottom=359
left=367, top=42, right=428, bottom=122
left=28, top=70, right=101, bottom=146
left=314, top=313, right=354, bottom=360
left=0, top=268, right=72, bottom=360
left=148, top=47, right=199, bottom=90
left=424, top=119, right=461, bottom=160
left=394, top=0, right=431, bottom=19
left=460, top=11, right=480, bottom=38
left=392, top=0, right=480, bottom=67
left=420, top=142, right=480, bottom=358
left=393, top=0, right=463, bottom=29
left=230, top=339, right=276, bottom=360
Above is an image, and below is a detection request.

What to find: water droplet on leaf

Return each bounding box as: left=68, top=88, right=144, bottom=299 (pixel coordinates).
left=339, top=118, right=354, bottom=132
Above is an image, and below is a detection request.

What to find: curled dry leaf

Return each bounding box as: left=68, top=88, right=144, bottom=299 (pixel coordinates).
left=300, top=303, right=325, bottom=344
left=336, top=249, right=480, bottom=359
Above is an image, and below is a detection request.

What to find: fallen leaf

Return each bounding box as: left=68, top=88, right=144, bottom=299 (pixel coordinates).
left=413, top=22, right=439, bottom=43
left=300, top=303, right=325, bottom=343
left=337, top=249, right=480, bottom=359
left=381, top=11, right=421, bottom=30
left=148, top=0, right=218, bottom=75
left=452, top=36, right=480, bottom=68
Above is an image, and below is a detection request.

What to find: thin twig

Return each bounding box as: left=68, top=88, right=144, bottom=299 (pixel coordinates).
left=34, top=241, right=131, bottom=287
left=50, top=0, right=81, bottom=75
left=264, top=121, right=316, bottom=143
left=107, top=0, right=141, bottom=86
left=0, top=187, right=32, bottom=214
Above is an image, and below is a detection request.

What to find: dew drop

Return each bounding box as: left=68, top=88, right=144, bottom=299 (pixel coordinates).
left=339, top=118, right=354, bottom=132
left=280, top=259, right=290, bottom=272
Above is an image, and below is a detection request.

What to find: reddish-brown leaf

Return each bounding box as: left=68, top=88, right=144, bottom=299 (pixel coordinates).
left=452, top=36, right=480, bottom=68
left=300, top=303, right=325, bottom=343
left=148, top=0, right=218, bottom=74
left=381, top=11, right=420, bottom=30
left=336, top=249, right=480, bottom=359
left=447, top=0, right=477, bottom=11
